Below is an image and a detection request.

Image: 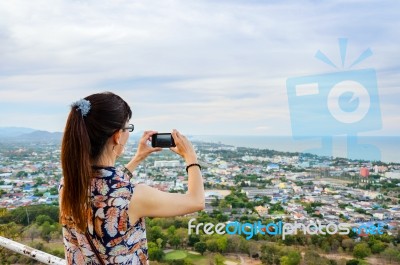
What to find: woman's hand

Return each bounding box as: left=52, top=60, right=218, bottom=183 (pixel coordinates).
left=125, top=131, right=161, bottom=173
left=170, top=129, right=198, bottom=164
left=134, top=130, right=162, bottom=161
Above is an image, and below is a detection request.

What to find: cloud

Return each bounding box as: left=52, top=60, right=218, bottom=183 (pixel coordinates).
left=0, top=0, right=399, bottom=135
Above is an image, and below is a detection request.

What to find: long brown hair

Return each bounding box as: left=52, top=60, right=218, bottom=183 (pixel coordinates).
left=60, top=92, right=132, bottom=232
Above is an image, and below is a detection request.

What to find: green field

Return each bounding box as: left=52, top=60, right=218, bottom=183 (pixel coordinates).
left=163, top=250, right=239, bottom=265
left=164, top=250, right=209, bottom=264
left=164, top=250, right=187, bottom=260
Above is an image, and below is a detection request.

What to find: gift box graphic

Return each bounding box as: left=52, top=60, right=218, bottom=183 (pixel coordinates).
left=286, top=38, right=382, bottom=160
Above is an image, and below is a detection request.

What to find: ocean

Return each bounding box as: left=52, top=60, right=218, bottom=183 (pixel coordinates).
left=192, top=135, right=400, bottom=163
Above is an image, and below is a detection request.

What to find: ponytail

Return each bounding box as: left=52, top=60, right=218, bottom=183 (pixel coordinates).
left=60, top=92, right=132, bottom=232
left=61, top=110, right=92, bottom=232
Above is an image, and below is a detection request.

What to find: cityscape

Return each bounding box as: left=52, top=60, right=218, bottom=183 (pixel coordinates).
left=0, top=129, right=399, bottom=264
left=1, top=1, right=399, bottom=264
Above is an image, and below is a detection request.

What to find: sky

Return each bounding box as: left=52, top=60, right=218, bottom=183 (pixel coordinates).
left=0, top=0, right=399, bottom=136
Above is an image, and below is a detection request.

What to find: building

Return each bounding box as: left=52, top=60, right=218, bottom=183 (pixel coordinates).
left=255, top=206, right=268, bottom=217
left=385, top=171, right=400, bottom=180
left=242, top=187, right=276, bottom=199
left=372, top=209, right=391, bottom=220
left=154, top=160, right=181, bottom=168
left=267, top=163, right=280, bottom=171
left=360, top=167, right=369, bottom=178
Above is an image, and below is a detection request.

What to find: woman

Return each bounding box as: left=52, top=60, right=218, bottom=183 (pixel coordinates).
left=59, top=92, right=204, bottom=264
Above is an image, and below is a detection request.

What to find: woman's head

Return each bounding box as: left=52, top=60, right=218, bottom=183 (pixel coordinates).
left=60, top=92, right=132, bottom=231
left=73, top=92, right=132, bottom=160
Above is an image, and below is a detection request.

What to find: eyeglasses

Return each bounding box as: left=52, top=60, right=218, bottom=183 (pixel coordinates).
left=123, top=124, right=134, bottom=132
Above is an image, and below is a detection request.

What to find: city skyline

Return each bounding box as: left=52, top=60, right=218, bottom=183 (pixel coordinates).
left=0, top=1, right=399, bottom=136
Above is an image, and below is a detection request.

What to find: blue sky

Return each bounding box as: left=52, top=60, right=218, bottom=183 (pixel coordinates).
left=0, top=0, right=399, bottom=136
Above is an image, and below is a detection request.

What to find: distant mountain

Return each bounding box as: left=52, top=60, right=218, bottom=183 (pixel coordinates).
left=0, top=127, right=141, bottom=142
left=19, top=130, right=63, bottom=141
left=0, top=127, right=36, bottom=137
left=0, top=127, right=63, bottom=141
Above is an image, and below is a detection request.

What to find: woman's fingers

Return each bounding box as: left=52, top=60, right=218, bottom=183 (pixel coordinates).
left=145, top=131, right=157, bottom=139
left=152, top=147, right=163, bottom=152
left=140, top=131, right=157, bottom=144
left=171, top=129, right=178, bottom=141
left=170, top=129, right=193, bottom=159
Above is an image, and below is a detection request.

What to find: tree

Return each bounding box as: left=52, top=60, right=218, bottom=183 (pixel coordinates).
left=214, top=253, right=225, bottom=265
left=23, top=224, right=41, bottom=242
left=269, top=202, right=284, bottom=213
left=34, top=189, right=44, bottom=197
left=216, top=235, right=228, bottom=253
left=0, top=205, right=59, bottom=226
left=248, top=241, right=260, bottom=258
left=40, top=221, right=53, bottom=243
left=260, top=243, right=282, bottom=265
left=206, top=238, right=219, bottom=252
left=176, top=228, right=188, bottom=248
left=330, top=239, right=341, bottom=252
left=156, top=238, right=163, bottom=249
left=148, top=242, right=164, bottom=262
left=226, top=235, right=243, bottom=253
left=346, top=260, right=359, bottom=265
left=50, top=230, right=61, bottom=241
left=280, top=251, right=301, bottom=265
left=216, top=213, right=228, bottom=222
left=35, top=214, right=53, bottom=225
left=188, top=233, right=200, bottom=247
left=321, top=241, right=331, bottom=253
left=194, top=242, right=207, bottom=255
left=167, top=225, right=176, bottom=236
left=0, top=222, right=21, bottom=240
left=282, top=235, right=296, bottom=246
left=341, top=239, right=354, bottom=252
left=382, top=246, right=400, bottom=263
left=211, top=196, right=220, bottom=207
left=16, top=171, right=28, bottom=178
left=169, top=234, right=181, bottom=249
left=48, top=187, right=59, bottom=195
left=148, top=226, right=166, bottom=244
left=370, top=240, right=386, bottom=254
left=353, top=243, right=371, bottom=259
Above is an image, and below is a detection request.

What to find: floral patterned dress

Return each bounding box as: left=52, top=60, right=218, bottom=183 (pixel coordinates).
left=59, top=166, right=149, bottom=264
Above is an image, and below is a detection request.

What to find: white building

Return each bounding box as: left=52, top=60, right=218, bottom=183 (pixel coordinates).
left=385, top=171, right=400, bottom=179
left=372, top=209, right=390, bottom=220
left=154, top=160, right=181, bottom=168
left=0, top=185, right=13, bottom=191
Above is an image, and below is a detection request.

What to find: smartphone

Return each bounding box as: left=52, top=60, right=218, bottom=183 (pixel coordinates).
left=151, top=133, right=176, bottom=148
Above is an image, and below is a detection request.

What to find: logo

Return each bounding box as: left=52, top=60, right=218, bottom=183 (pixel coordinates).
left=188, top=219, right=385, bottom=240
left=352, top=223, right=384, bottom=236
left=286, top=38, right=381, bottom=160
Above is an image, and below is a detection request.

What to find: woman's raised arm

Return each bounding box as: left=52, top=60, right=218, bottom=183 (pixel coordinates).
left=128, top=129, right=205, bottom=223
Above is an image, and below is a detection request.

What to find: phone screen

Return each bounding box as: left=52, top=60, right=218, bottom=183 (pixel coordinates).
left=157, top=134, right=172, bottom=145
left=152, top=133, right=176, bottom=148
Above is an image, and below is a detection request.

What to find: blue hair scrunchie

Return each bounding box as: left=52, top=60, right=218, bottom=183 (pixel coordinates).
left=71, top=99, right=91, bottom=117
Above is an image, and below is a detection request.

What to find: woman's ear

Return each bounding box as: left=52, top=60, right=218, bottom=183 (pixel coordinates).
left=113, top=130, right=122, bottom=145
